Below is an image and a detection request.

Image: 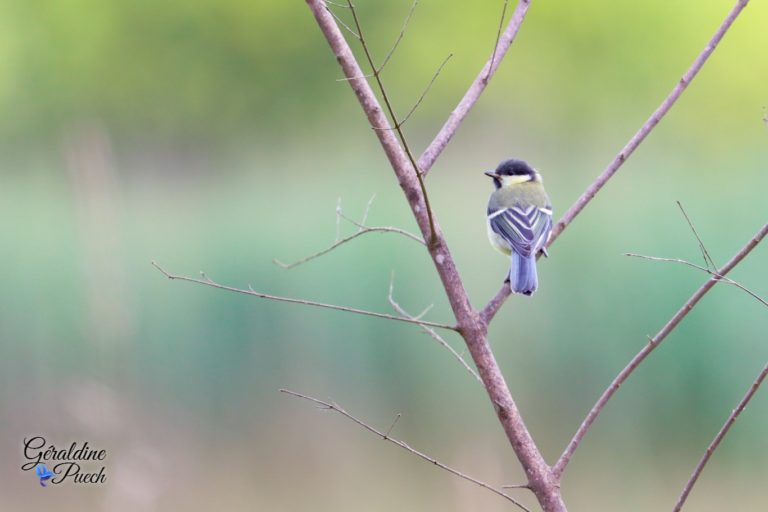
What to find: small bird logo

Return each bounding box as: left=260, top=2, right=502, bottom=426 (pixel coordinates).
left=485, top=159, right=553, bottom=295
left=35, top=464, right=54, bottom=487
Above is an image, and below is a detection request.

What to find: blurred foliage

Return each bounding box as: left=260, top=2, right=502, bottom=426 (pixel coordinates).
left=0, top=0, right=766, bottom=145
left=1, top=0, right=766, bottom=510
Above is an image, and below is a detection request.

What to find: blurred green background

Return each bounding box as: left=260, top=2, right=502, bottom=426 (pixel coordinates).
left=1, top=0, right=766, bottom=510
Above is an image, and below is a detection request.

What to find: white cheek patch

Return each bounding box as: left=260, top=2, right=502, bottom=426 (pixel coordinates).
left=501, top=175, right=532, bottom=186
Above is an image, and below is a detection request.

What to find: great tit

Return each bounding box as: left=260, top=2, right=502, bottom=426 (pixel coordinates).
left=485, top=159, right=552, bottom=296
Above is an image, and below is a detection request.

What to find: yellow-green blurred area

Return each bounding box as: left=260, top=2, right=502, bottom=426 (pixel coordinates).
left=1, top=0, right=766, bottom=510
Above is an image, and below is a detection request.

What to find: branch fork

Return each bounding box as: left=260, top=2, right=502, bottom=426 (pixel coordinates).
left=155, top=0, right=756, bottom=510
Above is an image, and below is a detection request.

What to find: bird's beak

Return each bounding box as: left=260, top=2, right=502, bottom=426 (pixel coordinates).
left=484, top=170, right=500, bottom=179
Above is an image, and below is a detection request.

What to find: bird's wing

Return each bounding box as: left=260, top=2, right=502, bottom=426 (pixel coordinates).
left=488, top=205, right=552, bottom=257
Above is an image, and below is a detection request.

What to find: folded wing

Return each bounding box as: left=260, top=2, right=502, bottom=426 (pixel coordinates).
left=488, top=205, right=552, bottom=257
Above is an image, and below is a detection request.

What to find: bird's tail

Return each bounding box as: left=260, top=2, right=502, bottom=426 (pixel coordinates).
left=510, top=252, right=538, bottom=296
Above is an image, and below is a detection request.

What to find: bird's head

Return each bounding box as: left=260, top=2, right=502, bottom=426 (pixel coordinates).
left=484, top=159, right=540, bottom=189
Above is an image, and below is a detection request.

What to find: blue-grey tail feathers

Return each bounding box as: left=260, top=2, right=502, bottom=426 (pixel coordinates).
left=510, top=252, right=538, bottom=296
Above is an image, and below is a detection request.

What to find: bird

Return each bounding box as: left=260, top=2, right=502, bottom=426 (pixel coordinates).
left=35, top=464, right=54, bottom=487
left=485, top=159, right=553, bottom=296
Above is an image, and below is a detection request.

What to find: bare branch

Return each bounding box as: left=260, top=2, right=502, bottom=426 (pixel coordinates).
left=480, top=282, right=511, bottom=325
left=486, top=0, right=510, bottom=81
left=336, top=73, right=374, bottom=82
left=398, top=53, right=453, bottom=127
left=547, top=0, right=750, bottom=246
left=274, top=228, right=425, bottom=269
left=677, top=201, right=717, bottom=270
left=384, top=412, right=402, bottom=438
left=625, top=253, right=768, bottom=308
left=553, top=223, right=768, bottom=478
left=378, top=0, right=419, bottom=74
left=280, top=389, right=531, bottom=512
left=324, top=6, right=360, bottom=40
left=335, top=197, right=343, bottom=241
left=673, top=362, right=768, bottom=511
left=307, top=2, right=566, bottom=508
left=274, top=196, right=425, bottom=269
left=388, top=274, right=481, bottom=382
left=503, top=484, right=532, bottom=490
left=418, top=0, right=532, bottom=175
left=323, top=0, right=352, bottom=8
left=480, top=0, right=751, bottom=322
left=152, top=261, right=457, bottom=331
left=337, top=211, right=371, bottom=230
left=345, top=0, right=438, bottom=245
left=359, top=193, right=376, bottom=226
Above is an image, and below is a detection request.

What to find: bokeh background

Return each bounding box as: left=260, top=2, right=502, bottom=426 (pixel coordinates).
left=1, top=0, right=766, bottom=510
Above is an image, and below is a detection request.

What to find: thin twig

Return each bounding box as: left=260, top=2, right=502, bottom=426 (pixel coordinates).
left=324, top=6, right=360, bottom=39
left=384, top=413, right=402, bottom=439
left=547, top=0, right=750, bottom=247
left=338, top=211, right=369, bottom=230
left=273, top=227, right=425, bottom=269
left=377, top=0, right=418, bottom=74
left=480, top=0, right=751, bottom=324
left=280, top=389, right=531, bottom=512
left=324, top=0, right=351, bottom=8
left=486, top=0, right=510, bottom=81
left=398, top=54, right=453, bottom=127
left=388, top=274, right=481, bottom=382
left=553, top=223, right=767, bottom=478
left=336, top=73, right=374, bottom=82
left=418, top=0, right=532, bottom=175
left=152, top=261, right=457, bottom=331
left=625, top=253, right=768, bottom=308
left=503, top=484, right=532, bottom=490
left=677, top=201, right=717, bottom=270
left=673, top=362, right=768, bottom=511
left=335, top=197, right=343, bottom=241
left=344, top=0, right=438, bottom=246
left=410, top=303, right=434, bottom=321
left=360, top=193, right=376, bottom=226
left=274, top=197, right=425, bottom=269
